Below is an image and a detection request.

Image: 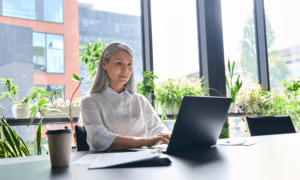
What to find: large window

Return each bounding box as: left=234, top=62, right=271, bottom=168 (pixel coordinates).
left=264, top=0, right=300, bottom=91
left=151, top=0, right=200, bottom=83
left=222, top=0, right=258, bottom=87
left=222, top=0, right=258, bottom=138
left=33, top=32, right=64, bottom=73
left=2, top=0, right=63, bottom=23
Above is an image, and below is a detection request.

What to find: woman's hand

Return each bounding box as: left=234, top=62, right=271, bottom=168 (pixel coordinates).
left=156, top=133, right=172, bottom=144
left=142, top=133, right=172, bottom=147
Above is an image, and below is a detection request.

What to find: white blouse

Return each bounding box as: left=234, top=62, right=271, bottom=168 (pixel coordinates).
left=80, top=87, right=170, bottom=151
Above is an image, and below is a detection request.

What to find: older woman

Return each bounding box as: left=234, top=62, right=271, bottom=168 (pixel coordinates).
left=79, top=42, right=171, bottom=151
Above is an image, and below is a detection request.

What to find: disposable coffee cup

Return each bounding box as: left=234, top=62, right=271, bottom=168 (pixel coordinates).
left=46, top=128, right=74, bottom=167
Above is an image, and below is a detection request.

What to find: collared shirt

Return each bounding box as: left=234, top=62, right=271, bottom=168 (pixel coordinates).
left=80, top=86, right=171, bottom=151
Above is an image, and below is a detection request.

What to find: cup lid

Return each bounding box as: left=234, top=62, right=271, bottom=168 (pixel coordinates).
left=46, top=129, right=74, bottom=135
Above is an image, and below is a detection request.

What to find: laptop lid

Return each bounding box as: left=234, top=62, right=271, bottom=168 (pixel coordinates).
left=166, top=96, right=232, bottom=154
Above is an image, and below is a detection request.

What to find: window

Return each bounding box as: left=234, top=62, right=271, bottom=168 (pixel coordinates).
left=33, top=32, right=64, bottom=73
left=222, top=0, right=258, bottom=86
left=2, top=0, right=63, bottom=23
left=2, top=0, right=35, bottom=20
left=222, top=0, right=258, bottom=138
left=264, top=0, right=300, bottom=91
left=151, top=0, right=200, bottom=83
left=44, top=0, right=63, bottom=23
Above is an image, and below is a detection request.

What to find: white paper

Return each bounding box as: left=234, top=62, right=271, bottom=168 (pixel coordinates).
left=89, top=151, right=161, bottom=169
left=72, top=154, right=98, bottom=165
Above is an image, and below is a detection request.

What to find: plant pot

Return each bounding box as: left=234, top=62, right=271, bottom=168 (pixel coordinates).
left=38, top=105, right=81, bottom=118
left=229, top=102, right=236, bottom=112
left=11, top=104, right=29, bottom=119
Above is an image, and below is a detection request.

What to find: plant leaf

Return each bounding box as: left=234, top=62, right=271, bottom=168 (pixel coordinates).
left=1, top=121, right=17, bottom=157
left=72, top=73, right=80, bottom=81
left=36, top=118, right=43, bottom=155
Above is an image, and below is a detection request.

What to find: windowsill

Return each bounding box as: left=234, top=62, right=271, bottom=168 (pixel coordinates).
left=2, top=117, right=79, bottom=126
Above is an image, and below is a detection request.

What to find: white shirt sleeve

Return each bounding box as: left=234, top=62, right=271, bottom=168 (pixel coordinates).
left=80, top=97, right=118, bottom=151
left=141, top=96, right=171, bottom=136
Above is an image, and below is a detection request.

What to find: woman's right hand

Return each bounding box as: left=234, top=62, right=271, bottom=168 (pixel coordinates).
left=142, top=135, right=169, bottom=147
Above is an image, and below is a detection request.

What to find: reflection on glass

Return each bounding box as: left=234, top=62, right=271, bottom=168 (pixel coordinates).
left=222, top=0, right=258, bottom=87
left=3, top=0, right=35, bottom=20
left=264, top=0, right=300, bottom=91
left=44, top=0, right=63, bottom=23
left=33, top=32, right=46, bottom=72
left=151, top=0, right=199, bottom=83
left=46, top=34, right=64, bottom=49
left=47, top=49, right=64, bottom=73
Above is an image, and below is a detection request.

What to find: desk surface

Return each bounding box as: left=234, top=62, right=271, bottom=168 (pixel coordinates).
left=1, top=133, right=300, bottom=180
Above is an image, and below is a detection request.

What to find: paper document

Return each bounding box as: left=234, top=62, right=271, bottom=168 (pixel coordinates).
left=217, top=139, right=260, bottom=146
left=72, top=154, right=98, bottom=165
left=89, top=151, right=160, bottom=169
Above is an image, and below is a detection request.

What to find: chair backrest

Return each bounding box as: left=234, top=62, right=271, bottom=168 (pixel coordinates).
left=246, top=116, right=296, bottom=136
left=75, top=124, right=90, bottom=151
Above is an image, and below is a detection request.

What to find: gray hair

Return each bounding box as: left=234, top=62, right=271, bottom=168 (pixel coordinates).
left=89, top=42, right=136, bottom=94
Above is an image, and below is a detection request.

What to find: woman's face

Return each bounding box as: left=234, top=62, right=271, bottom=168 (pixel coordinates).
left=102, top=50, right=133, bottom=86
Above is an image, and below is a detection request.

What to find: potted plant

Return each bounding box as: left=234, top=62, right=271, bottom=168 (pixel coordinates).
left=26, top=73, right=83, bottom=155
left=0, top=115, right=32, bottom=158
left=155, top=77, right=207, bottom=120
left=0, top=79, right=47, bottom=119
left=225, top=59, right=243, bottom=112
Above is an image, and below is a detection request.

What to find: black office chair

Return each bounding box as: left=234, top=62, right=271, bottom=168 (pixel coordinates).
left=246, top=115, right=296, bottom=136
left=75, top=124, right=90, bottom=151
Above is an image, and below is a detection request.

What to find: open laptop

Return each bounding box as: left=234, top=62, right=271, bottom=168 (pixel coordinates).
left=155, top=95, right=232, bottom=154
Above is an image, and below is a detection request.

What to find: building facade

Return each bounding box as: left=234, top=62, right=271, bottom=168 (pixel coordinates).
left=0, top=0, right=80, bottom=118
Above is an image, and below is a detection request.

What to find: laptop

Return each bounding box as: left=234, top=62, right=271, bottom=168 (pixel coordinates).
left=156, top=95, right=232, bottom=154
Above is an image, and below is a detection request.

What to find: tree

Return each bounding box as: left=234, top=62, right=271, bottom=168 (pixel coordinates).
left=239, top=14, right=290, bottom=87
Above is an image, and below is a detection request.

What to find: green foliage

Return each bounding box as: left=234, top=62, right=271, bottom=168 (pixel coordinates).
left=225, top=59, right=242, bottom=102
left=0, top=78, right=21, bottom=103
left=219, top=123, right=230, bottom=139
left=77, top=39, right=110, bottom=81
left=0, top=78, right=48, bottom=106
left=137, top=71, right=158, bottom=99
left=259, top=90, right=300, bottom=132
left=155, top=77, right=207, bottom=120
left=282, top=77, right=300, bottom=99
left=0, top=115, right=30, bottom=159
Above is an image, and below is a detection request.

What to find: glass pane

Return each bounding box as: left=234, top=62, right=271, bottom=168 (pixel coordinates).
left=3, top=0, right=35, bottom=20
left=46, top=49, right=64, bottom=73
left=33, top=32, right=45, bottom=47
left=44, top=0, right=63, bottom=23
left=264, top=0, right=300, bottom=91
left=77, top=0, right=143, bottom=97
left=222, top=0, right=258, bottom=86
left=46, top=34, right=64, bottom=49
left=151, top=0, right=200, bottom=82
